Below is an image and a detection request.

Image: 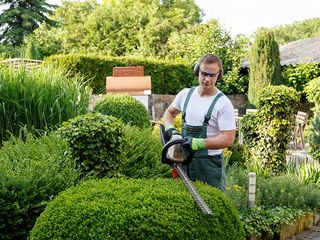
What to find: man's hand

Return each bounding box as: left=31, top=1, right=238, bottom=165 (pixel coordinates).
left=182, top=137, right=206, bottom=151
left=164, top=124, right=179, bottom=142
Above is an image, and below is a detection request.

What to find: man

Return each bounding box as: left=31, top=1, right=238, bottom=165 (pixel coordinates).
left=163, top=54, right=236, bottom=190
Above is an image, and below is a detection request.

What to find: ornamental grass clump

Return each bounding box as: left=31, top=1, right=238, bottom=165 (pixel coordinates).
left=58, top=112, right=125, bottom=178
left=0, top=66, right=90, bottom=144
left=30, top=178, right=245, bottom=240
left=93, top=94, right=151, bottom=129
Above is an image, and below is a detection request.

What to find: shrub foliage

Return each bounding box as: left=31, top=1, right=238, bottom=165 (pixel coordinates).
left=122, top=125, right=171, bottom=179
left=30, top=178, right=245, bottom=240
left=58, top=112, right=125, bottom=178
left=305, top=77, right=320, bottom=161
left=94, top=94, right=151, bottom=129
left=0, top=134, right=79, bottom=240
left=242, top=85, right=299, bottom=173
left=283, top=63, right=320, bottom=92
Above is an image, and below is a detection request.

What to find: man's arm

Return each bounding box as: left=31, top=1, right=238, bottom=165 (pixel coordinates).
left=163, top=105, right=181, bottom=127
left=204, top=130, right=235, bottom=149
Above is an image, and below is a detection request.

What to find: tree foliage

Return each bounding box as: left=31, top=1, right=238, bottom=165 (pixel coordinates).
left=271, top=18, right=320, bottom=45
left=248, top=28, right=282, bottom=107
left=164, top=20, right=250, bottom=93
left=0, top=0, right=55, bottom=45
left=30, top=0, right=202, bottom=58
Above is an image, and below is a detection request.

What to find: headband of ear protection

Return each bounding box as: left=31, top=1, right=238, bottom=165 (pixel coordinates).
left=193, top=54, right=223, bottom=81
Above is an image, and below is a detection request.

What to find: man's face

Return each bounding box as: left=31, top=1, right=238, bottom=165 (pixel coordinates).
left=198, top=62, right=220, bottom=89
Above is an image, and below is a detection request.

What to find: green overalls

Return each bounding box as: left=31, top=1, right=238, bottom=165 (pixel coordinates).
left=182, top=87, right=226, bottom=191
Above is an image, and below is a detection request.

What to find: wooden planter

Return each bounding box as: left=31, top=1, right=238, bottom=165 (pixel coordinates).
left=248, top=211, right=320, bottom=240
left=279, top=212, right=314, bottom=240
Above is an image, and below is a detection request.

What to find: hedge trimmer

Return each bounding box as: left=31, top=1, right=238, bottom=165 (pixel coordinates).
left=159, top=123, right=212, bottom=215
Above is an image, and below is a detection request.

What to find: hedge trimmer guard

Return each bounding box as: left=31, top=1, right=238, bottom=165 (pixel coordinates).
left=159, top=123, right=212, bottom=215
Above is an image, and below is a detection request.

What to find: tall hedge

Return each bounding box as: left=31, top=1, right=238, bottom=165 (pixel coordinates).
left=242, top=85, right=299, bottom=173
left=30, top=178, right=245, bottom=240
left=248, top=28, right=282, bottom=107
left=44, top=54, right=195, bottom=94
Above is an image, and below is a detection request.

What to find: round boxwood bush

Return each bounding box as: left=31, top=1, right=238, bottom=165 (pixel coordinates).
left=58, top=112, right=125, bottom=178
left=93, top=94, right=151, bottom=129
left=30, top=178, right=245, bottom=240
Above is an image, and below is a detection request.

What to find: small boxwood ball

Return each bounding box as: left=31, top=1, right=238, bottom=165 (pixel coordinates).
left=94, top=94, right=151, bottom=129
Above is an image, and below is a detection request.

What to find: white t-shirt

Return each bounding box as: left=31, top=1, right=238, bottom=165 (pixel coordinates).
left=172, top=86, right=236, bottom=155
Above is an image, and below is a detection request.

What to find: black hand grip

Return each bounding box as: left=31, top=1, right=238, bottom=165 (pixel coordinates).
left=161, top=138, right=187, bottom=165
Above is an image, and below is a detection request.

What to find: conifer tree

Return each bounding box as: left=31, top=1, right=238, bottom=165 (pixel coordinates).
left=0, top=0, right=55, bottom=46
left=25, top=40, right=38, bottom=59
left=248, top=28, right=282, bottom=107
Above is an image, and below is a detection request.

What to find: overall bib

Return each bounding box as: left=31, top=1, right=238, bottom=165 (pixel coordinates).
left=182, top=87, right=226, bottom=191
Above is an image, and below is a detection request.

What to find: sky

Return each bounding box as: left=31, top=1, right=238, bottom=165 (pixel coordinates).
left=195, top=0, right=320, bottom=36
left=1, top=0, right=320, bottom=37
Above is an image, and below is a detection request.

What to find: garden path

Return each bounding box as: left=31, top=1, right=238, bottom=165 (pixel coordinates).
left=285, top=223, right=320, bottom=240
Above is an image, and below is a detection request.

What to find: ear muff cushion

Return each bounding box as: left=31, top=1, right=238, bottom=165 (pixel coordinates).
left=193, top=63, right=199, bottom=76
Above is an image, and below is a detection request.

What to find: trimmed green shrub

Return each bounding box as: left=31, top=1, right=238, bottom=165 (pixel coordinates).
left=0, top=66, right=89, bottom=144
left=305, top=77, right=320, bottom=113
left=283, top=63, right=320, bottom=92
left=248, top=28, right=282, bottom=107
left=0, top=134, right=80, bottom=240
left=94, top=94, right=151, bottom=129
left=44, top=54, right=195, bottom=94
left=58, top=112, right=125, bottom=178
left=242, top=85, right=299, bottom=173
left=122, top=125, right=171, bottom=179
left=30, top=178, right=245, bottom=240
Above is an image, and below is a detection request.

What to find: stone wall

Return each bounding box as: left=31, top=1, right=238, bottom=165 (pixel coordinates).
left=89, top=93, right=248, bottom=120
left=149, top=94, right=248, bottom=120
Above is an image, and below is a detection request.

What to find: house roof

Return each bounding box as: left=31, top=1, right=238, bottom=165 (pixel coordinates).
left=242, top=37, right=320, bottom=68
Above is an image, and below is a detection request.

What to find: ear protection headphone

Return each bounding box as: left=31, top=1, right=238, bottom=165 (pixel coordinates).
left=193, top=54, right=223, bottom=81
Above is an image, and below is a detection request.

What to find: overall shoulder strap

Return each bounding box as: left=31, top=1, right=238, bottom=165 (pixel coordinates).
left=182, top=87, right=196, bottom=121
left=203, top=92, right=224, bottom=126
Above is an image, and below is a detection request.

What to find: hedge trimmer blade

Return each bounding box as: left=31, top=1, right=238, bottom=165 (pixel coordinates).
left=159, top=123, right=212, bottom=215
left=175, top=164, right=212, bottom=215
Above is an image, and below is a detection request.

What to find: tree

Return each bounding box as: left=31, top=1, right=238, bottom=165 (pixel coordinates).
left=248, top=28, right=282, bottom=107
left=165, top=20, right=250, bottom=94
left=0, top=0, right=55, bottom=46
left=30, top=0, right=202, bottom=58
left=25, top=40, right=38, bottom=59
left=271, top=18, right=320, bottom=45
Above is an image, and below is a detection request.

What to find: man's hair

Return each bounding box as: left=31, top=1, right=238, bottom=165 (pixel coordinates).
left=194, top=54, right=223, bottom=81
